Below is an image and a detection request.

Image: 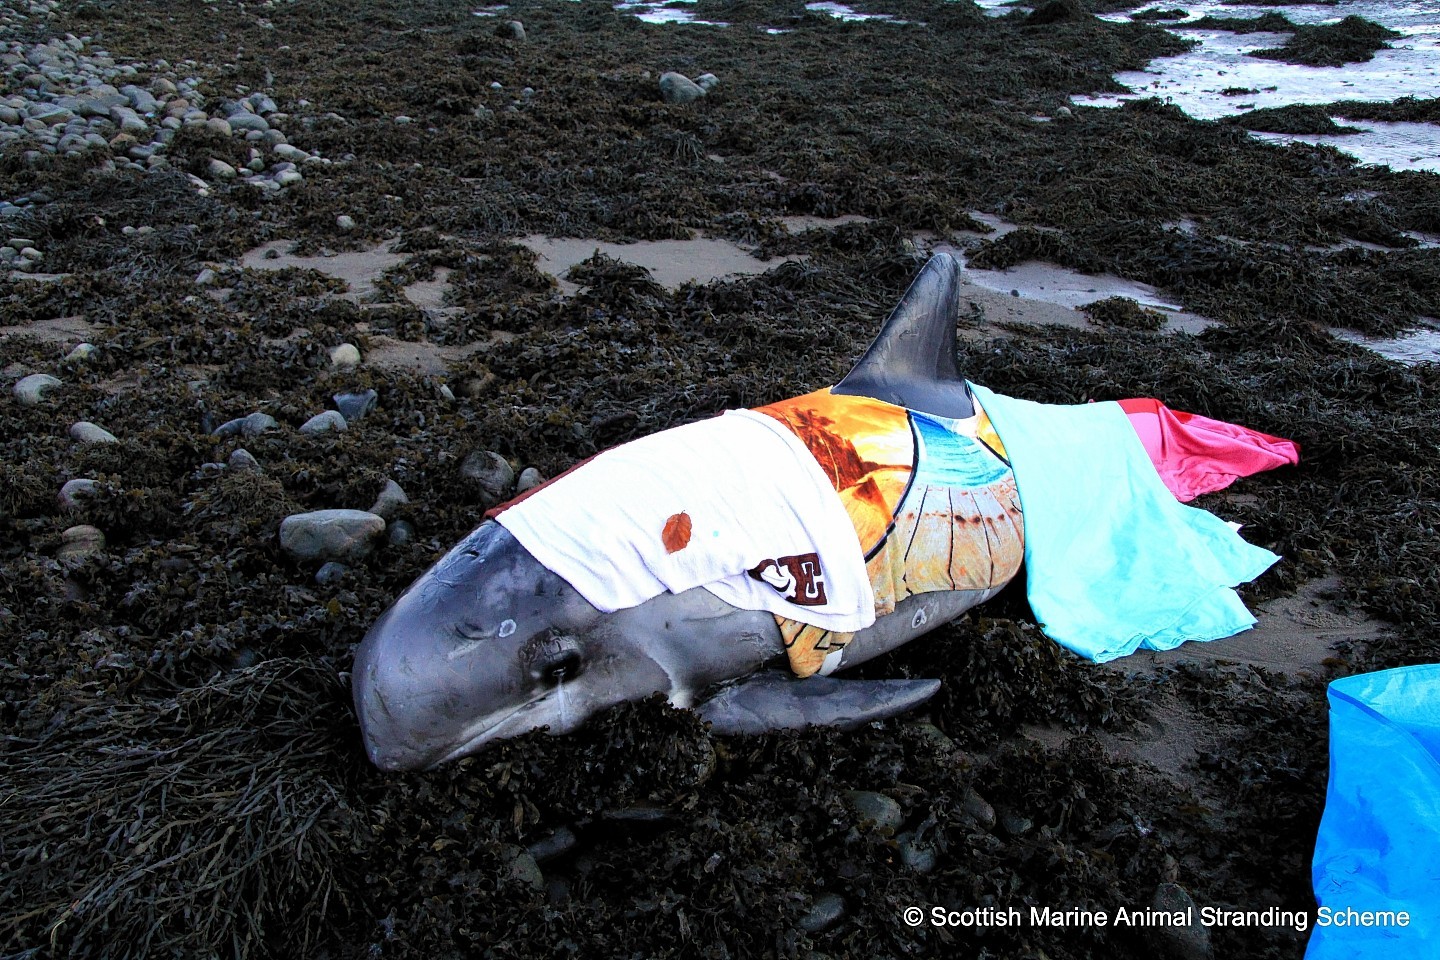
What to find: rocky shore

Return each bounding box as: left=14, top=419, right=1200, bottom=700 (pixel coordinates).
left=2, top=0, right=1438, bottom=957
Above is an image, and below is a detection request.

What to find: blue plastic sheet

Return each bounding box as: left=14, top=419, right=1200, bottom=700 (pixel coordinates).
left=1308, top=665, right=1440, bottom=958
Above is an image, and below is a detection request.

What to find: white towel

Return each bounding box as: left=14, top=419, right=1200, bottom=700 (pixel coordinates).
left=495, top=409, right=876, bottom=631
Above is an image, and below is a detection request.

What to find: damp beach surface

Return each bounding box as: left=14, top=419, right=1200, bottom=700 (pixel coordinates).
left=2, top=0, right=1440, bottom=957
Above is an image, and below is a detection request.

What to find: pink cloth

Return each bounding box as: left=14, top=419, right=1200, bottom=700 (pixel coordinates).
left=1119, top=398, right=1300, bottom=503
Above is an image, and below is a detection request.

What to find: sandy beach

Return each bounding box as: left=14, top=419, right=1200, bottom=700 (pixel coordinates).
left=2, top=0, right=1438, bottom=956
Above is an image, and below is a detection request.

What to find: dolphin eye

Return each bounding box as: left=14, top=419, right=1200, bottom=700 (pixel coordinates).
left=524, top=632, right=585, bottom=685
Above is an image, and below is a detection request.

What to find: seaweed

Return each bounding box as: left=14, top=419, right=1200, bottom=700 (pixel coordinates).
left=1251, top=15, right=1402, bottom=68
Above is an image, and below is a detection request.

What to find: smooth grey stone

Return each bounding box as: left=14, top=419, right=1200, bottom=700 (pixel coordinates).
left=69, top=421, right=117, bottom=444
left=844, top=791, right=903, bottom=834
left=1146, top=883, right=1213, bottom=960
left=897, top=834, right=937, bottom=873
left=527, top=826, right=578, bottom=864
left=515, top=466, right=544, bottom=493
left=695, top=73, right=720, bottom=92
left=58, top=524, right=105, bottom=561
left=461, top=450, right=514, bottom=501
left=368, top=479, right=408, bottom=519
left=299, top=410, right=347, bottom=435
left=335, top=214, right=355, bottom=232
left=500, top=845, right=544, bottom=891
left=119, top=84, right=157, bottom=114
left=227, top=448, right=261, bottom=472
left=275, top=169, right=304, bottom=187
left=315, top=561, right=349, bottom=585
left=28, top=103, right=72, bottom=124
left=212, top=411, right=277, bottom=438
left=961, top=788, right=997, bottom=831
left=910, top=721, right=956, bottom=753
left=386, top=519, right=415, bottom=547
left=659, top=72, right=705, bottom=105
left=278, top=509, right=385, bottom=561
left=207, top=158, right=236, bottom=180
left=204, top=116, right=231, bottom=137
left=799, top=893, right=845, bottom=934
left=226, top=111, right=269, bottom=132
left=495, top=19, right=525, bottom=41
left=272, top=142, right=307, bottom=163
left=999, top=811, right=1033, bottom=838
left=332, top=389, right=376, bottom=421
left=58, top=477, right=99, bottom=509
left=14, top=373, right=61, bottom=405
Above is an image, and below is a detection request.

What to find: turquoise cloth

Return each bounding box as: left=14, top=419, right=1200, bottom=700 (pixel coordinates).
left=968, top=384, right=1280, bottom=663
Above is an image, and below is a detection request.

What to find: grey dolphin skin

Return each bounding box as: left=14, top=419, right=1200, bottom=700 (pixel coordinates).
left=353, top=252, right=1007, bottom=771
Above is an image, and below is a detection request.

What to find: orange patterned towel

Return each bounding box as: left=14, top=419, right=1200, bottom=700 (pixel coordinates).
left=754, top=389, right=1025, bottom=677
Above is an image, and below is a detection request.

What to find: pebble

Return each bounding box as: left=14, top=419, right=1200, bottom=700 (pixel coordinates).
left=843, top=791, right=903, bottom=834
left=386, top=519, right=415, bottom=547
left=69, top=421, right=118, bottom=444
left=328, top=342, right=361, bottom=368
left=64, top=342, right=96, bottom=363
left=527, top=826, right=579, bottom=864
left=1146, top=883, right=1212, bottom=960
left=204, top=116, right=232, bottom=137
left=58, top=524, right=105, bottom=561
left=227, top=448, right=262, bottom=472
left=495, top=20, right=525, bottom=41
left=659, top=72, right=706, bottom=105
left=332, top=389, right=377, bottom=422
left=695, top=73, right=720, bottom=93
left=500, top=845, right=544, bottom=892
left=999, top=810, right=1033, bottom=837
left=278, top=509, right=386, bottom=562
left=15, top=373, right=62, bottom=405
left=58, top=477, right=99, bottom=510
left=195, top=267, right=217, bottom=285
left=299, top=410, right=347, bottom=435
left=910, top=721, right=956, bottom=753
left=461, top=450, right=515, bottom=501
left=315, top=561, right=349, bottom=585
left=212, top=411, right=278, bottom=438
left=272, top=142, right=307, bottom=163
left=208, top=158, right=237, bottom=180
left=335, top=214, right=356, bottom=232
left=515, top=466, right=544, bottom=493
left=960, top=787, right=997, bottom=831
left=226, top=111, right=269, bottom=133
left=896, top=833, right=938, bottom=873
left=798, top=893, right=845, bottom=934
left=368, top=479, right=409, bottom=519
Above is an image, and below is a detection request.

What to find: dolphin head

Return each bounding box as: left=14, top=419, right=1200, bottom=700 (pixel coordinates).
left=353, top=521, right=620, bottom=770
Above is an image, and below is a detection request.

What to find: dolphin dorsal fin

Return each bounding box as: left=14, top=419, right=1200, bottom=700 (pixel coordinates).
left=832, top=252, right=973, bottom=418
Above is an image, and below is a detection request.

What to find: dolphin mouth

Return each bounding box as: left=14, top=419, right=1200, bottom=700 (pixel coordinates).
left=430, top=693, right=560, bottom=766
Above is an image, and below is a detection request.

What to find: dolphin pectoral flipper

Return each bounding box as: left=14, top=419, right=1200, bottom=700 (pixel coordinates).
left=696, top=673, right=941, bottom=736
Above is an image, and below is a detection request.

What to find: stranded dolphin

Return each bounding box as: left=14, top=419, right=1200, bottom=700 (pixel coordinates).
left=353, top=252, right=1028, bottom=771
